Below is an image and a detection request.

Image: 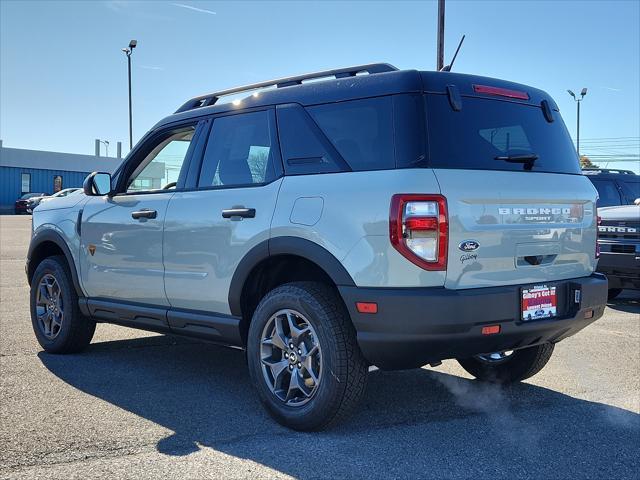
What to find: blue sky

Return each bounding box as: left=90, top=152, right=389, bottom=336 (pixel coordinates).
left=1, top=0, right=639, bottom=171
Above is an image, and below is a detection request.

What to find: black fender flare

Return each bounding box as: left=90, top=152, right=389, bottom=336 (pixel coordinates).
left=228, top=236, right=355, bottom=317
left=27, top=229, right=84, bottom=298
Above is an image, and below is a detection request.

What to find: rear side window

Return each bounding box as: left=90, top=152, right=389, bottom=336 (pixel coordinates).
left=199, top=110, right=279, bottom=188
left=308, top=97, right=395, bottom=171
left=276, top=104, right=346, bottom=175
left=591, top=179, right=622, bottom=207
left=425, top=94, right=581, bottom=174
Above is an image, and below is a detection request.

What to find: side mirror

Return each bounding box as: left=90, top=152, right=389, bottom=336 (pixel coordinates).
left=83, top=172, right=113, bottom=196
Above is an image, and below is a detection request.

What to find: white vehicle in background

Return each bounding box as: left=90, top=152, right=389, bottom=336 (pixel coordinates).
left=29, top=188, right=81, bottom=212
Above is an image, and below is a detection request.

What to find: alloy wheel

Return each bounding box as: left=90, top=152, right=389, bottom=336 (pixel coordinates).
left=475, top=350, right=514, bottom=364
left=35, top=273, right=64, bottom=340
left=260, top=309, right=322, bottom=406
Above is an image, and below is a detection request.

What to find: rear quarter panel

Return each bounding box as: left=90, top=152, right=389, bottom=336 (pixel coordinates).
left=271, top=169, right=445, bottom=287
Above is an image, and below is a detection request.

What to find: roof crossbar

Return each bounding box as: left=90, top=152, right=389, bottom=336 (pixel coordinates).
left=174, top=63, right=398, bottom=114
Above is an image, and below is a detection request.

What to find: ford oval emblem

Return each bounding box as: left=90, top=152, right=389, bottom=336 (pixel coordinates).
left=458, top=240, right=480, bottom=252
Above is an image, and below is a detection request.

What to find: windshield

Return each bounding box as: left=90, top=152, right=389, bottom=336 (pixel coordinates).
left=425, top=94, right=581, bottom=174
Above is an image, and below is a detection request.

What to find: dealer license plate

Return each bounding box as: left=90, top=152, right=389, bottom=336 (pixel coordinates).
left=521, top=285, right=557, bottom=321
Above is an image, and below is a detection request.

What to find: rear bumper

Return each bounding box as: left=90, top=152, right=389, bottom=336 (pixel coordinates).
left=339, top=273, right=608, bottom=370
left=597, top=250, right=640, bottom=290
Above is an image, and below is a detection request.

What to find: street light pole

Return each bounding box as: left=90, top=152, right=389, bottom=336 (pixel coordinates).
left=122, top=40, right=137, bottom=150
left=98, top=140, right=109, bottom=157
left=567, top=88, right=588, bottom=157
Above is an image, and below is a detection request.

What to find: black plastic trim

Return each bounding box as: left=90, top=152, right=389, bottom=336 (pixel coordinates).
left=228, top=236, right=356, bottom=317
left=27, top=229, right=84, bottom=297
left=84, top=298, right=243, bottom=346
left=339, top=273, right=608, bottom=370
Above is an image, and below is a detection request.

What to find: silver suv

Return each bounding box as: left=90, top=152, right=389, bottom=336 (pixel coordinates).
left=26, top=64, right=608, bottom=430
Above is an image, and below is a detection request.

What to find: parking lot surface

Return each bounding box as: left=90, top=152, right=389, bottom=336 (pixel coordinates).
left=1, top=215, right=638, bottom=479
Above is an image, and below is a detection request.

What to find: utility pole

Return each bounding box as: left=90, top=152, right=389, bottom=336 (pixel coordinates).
left=437, top=0, right=445, bottom=70
left=567, top=88, right=588, bottom=157
left=122, top=40, right=137, bottom=150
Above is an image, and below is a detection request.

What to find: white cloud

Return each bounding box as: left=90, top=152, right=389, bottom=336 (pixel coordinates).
left=140, top=65, right=165, bottom=71
left=171, top=3, right=217, bottom=15
left=104, top=1, right=128, bottom=13
left=602, top=86, right=621, bottom=92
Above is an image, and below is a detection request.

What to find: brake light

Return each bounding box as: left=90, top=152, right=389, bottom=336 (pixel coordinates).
left=473, top=84, right=529, bottom=100
left=390, top=194, right=448, bottom=271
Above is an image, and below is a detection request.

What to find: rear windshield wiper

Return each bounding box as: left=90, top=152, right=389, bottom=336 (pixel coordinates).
left=494, top=153, right=538, bottom=170
left=494, top=153, right=539, bottom=163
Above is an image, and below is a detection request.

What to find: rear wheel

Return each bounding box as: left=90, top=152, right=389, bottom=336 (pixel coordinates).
left=247, top=282, right=368, bottom=431
left=607, top=288, right=623, bottom=301
left=457, top=343, right=554, bottom=384
left=30, top=255, right=95, bottom=353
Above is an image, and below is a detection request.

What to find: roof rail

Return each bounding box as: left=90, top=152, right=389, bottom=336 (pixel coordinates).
left=174, top=63, right=398, bottom=114
left=582, top=168, right=636, bottom=175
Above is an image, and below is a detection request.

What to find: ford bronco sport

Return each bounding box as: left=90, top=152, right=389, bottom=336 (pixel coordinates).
left=26, top=63, right=608, bottom=430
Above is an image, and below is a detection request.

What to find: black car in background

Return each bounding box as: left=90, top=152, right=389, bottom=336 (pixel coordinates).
left=583, top=168, right=639, bottom=207
left=14, top=193, right=47, bottom=215
left=597, top=204, right=640, bottom=299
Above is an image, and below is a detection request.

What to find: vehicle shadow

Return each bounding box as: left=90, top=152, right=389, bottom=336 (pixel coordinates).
left=38, top=336, right=639, bottom=479
left=607, top=290, right=640, bottom=314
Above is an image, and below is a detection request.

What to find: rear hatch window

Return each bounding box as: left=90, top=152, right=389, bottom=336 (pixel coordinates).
left=425, top=94, right=581, bottom=174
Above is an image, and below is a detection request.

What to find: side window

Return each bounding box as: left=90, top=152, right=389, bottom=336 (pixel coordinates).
left=199, top=110, right=278, bottom=187
left=277, top=104, right=346, bottom=175
left=618, top=180, right=640, bottom=204
left=307, top=96, right=395, bottom=171
left=126, top=126, right=196, bottom=193
left=591, top=179, right=622, bottom=207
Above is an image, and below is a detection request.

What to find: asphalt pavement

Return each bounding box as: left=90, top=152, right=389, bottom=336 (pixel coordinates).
left=1, top=215, right=638, bottom=479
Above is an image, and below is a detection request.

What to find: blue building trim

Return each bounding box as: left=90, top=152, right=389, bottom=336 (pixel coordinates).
left=0, top=166, right=90, bottom=212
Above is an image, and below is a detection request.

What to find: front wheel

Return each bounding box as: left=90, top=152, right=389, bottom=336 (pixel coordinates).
left=457, top=343, right=555, bottom=384
left=247, top=282, right=368, bottom=431
left=30, top=255, right=96, bottom=353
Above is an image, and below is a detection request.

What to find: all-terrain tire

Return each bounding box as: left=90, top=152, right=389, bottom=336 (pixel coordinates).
left=457, top=343, right=555, bottom=384
left=30, top=255, right=95, bottom=353
left=247, top=282, right=368, bottom=431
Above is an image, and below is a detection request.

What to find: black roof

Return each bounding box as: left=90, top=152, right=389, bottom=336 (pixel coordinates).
left=152, top=63, right=557, bottom=131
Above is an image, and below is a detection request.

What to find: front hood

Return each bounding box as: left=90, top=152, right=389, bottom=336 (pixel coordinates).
left=599, top=205, right=640, bottom=222
left=34, top=193, right=86, bottom=212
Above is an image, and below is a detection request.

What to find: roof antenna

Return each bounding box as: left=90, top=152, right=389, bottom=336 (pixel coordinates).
left=441, top=34, right=465, bottom=72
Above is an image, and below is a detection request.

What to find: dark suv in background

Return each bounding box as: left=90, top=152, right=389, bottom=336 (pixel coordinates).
left=583, top=169, right=640, bottom=300
left=583, top=168, right=639, bottom=207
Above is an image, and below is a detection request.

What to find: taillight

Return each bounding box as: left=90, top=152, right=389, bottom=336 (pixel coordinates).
left=596, top=209, right=601, bottom=259
left=390, top=194, right=448, bottom=271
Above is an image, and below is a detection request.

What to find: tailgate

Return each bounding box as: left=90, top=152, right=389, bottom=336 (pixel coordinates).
left=434, top=169, right=598, bottom=289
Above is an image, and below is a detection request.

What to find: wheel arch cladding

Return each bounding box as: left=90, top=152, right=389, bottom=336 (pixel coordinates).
left=229, top=237, right=356, bottom=341
left=27, top=230, right=83, bottom=297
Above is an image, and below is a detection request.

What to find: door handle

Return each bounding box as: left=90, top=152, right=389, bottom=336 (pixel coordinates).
left=222, top=207, right=256, bottom=219
left=131, top=209, right=157, bottom=219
